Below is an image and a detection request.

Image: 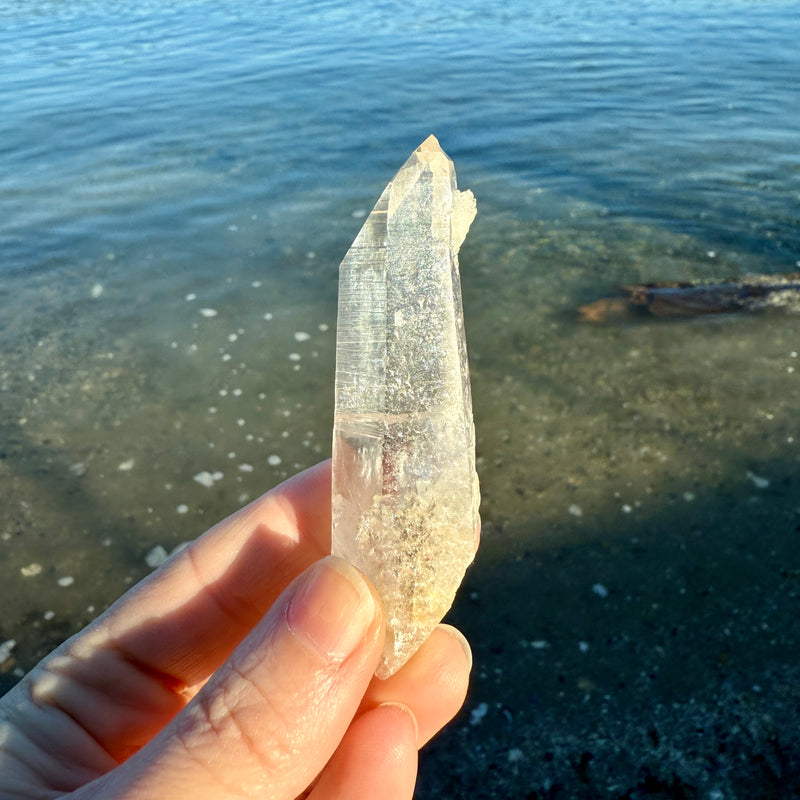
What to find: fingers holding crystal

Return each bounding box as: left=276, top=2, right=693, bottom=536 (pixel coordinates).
left=82, top=557, right=385, bottom=800
left=359, top=624, right=472, bottom=747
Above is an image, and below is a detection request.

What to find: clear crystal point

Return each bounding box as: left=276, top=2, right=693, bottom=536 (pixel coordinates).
left=332, top=135, right=480, bottom=678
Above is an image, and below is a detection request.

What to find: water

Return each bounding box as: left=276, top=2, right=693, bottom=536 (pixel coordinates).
left=2, top=1, right=800, bottom=794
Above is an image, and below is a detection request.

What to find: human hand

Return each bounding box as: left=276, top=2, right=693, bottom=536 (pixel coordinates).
left=0, top=461, right=473, bottom=799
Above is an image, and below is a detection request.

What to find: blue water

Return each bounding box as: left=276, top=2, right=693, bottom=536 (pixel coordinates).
left=3, top=0, right=799, bottom=287
left=2, top=0, right=800, bottom=746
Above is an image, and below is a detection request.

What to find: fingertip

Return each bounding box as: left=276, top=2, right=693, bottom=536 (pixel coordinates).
left=309, top=702, right=418, bottom=800
left=376, top=702, right=419, bottom=751
left=359, top=623, right=472, bottom=748
left=416, top=625, right=472, bottom=713
left=437, top=623, right=473, bottom=675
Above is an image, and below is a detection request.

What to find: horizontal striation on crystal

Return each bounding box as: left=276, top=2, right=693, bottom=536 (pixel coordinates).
left=332, top=135, right=480, bottom=678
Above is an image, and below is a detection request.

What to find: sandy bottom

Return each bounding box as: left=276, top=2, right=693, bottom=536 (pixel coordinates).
left=2, top=195, right=799, bottom=797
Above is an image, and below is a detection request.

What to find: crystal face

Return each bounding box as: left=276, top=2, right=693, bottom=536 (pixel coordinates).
left=331, top=135, right=480, bottom=678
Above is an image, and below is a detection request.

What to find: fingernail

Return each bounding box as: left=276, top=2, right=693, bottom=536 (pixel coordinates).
left=287, top=556, right=377, bottom=661
left=377, top=701, right=419, bottom=743
left=438, top=624, right=473, bottom=673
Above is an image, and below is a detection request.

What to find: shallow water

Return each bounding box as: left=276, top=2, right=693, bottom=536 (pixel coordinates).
left=2, top=0, right=800, bottom=791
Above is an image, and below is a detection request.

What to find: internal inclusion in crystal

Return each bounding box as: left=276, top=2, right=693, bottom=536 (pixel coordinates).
left=331, top=135, right=480, bottom=678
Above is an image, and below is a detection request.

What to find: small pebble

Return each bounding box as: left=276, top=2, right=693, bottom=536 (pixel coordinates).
left=294, top=331, right=311, bottom=342
left=267, top=454, right=282, bottom=466
left=568, top=504, right=583, bottom=517
left=185, top=292, right=197, bottom=301
left=746, top=470, right=770, bottom=489
left=90, top=283, right=104, bottom=299
left=193, top=470, right=223, bottom=488
left=263, top=312, right=273, bottom=320
left=43, top=610, right=55, bottom=621
left=470, top=702, right=489, bottom=726
left=118, top=458, right=135, bottom=471
left=20, top=563, right=42, bottom=577
left=0, top=640, right=16, bottom=665
left=288, top=353, right=301, bottom=361
left=58, top=576, right=75, bottom=588
left=592, top=583, right=609, bottom=598
left=238, top=463, right=254, bottom=473
left=199, top=308, right=218, bottom=318
left=176, top=504, right=189, bottom=514
left=146, top=546, right=169, bottom=568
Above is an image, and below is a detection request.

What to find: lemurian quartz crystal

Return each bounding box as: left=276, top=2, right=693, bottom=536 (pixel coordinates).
left=332, top=135, right=480, bottom=678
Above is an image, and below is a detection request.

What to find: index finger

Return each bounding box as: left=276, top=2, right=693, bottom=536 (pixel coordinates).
left=8, top=462, right=341, bottom=775
left=101, top=459, right=333, bottom=688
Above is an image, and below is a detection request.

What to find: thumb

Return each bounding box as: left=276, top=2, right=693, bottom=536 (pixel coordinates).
left=82, top=556, right=384, bottom=800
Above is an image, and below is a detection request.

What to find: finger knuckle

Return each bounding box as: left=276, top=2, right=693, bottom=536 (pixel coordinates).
left=183, top=667, right=301, bottom=779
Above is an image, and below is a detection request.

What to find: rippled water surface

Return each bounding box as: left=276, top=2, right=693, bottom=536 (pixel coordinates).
left=2, top=0, right=800, bottom=794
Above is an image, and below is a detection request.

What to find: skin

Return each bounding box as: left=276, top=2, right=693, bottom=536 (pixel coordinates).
left=0, top=461, right=473, bottom=800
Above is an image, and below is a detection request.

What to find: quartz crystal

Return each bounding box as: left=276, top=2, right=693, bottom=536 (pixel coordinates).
left=332, top=135, right=480, bottom=678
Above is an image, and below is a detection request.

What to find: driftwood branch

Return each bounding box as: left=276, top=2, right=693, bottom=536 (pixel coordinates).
left=579, top=272, right=800, bottom=322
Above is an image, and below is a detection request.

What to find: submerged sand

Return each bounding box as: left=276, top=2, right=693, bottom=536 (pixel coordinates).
left=2, top=198, right=799, bottom=797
